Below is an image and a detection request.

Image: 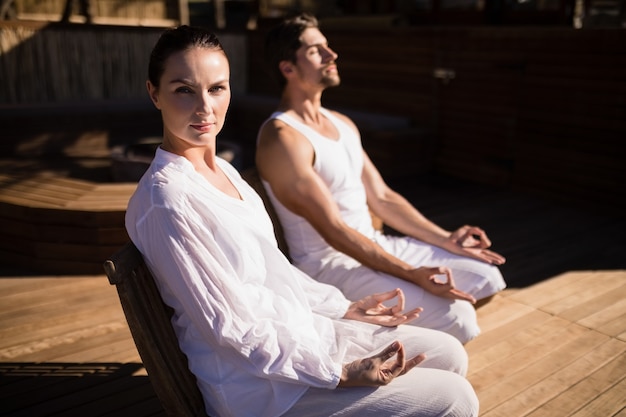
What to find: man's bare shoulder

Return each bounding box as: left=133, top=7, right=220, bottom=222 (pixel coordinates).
left=258, top=116, right=307, bottom=149
left=256, top=115, right=315, bottom=175
left=259, top=116, right=289, bottom=137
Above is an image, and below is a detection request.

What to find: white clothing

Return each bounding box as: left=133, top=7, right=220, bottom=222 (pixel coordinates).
left=284, top=366, right=478, bottom=417
left=126, top=148, right=477, bottom=417
left=260, top=109, right=506, bottom=343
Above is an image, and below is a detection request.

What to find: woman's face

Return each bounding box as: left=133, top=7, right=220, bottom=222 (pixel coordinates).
left=147, top=46, right=231, bottom=150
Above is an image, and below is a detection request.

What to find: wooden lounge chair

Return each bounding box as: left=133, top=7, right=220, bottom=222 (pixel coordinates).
left=104, top=242, right=208, bottom=417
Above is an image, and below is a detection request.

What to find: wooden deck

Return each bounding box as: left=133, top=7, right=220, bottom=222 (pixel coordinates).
left=1, top=270, right=624, bottom=417
left=1, top=133, right=625, bottom=415
left=466, top=271, right=626, bottom=417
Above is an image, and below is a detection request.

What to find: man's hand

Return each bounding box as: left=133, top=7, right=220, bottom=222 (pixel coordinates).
left=343, top=288, right=422, bottom=327
left=339, top=341, right=425, bottom=387
left=410, top=266, right=476, bottom=304
left=447, top=225, right=506, bottom=265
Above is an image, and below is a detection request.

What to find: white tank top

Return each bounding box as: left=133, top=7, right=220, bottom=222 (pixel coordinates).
left=259, top=108, right=376, bottom=271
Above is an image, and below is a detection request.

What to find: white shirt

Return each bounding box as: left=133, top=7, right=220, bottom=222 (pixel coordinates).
left=125, top=148, right=359, bottom=417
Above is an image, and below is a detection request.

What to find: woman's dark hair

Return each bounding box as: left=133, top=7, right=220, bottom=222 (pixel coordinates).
left=148, top=25, right=225, bottom=87
left=264, top=13, right=319, bottom=89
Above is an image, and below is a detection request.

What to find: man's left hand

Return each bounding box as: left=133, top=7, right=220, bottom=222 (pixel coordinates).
left=448, top=225, right=506, bottom=265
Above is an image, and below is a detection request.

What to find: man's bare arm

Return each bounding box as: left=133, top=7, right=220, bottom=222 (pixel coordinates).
left=361, top=150, right=505, bottom=265
left=257, top=120, right=417, bottom=278
left=256, top=119, right=475, bottom=303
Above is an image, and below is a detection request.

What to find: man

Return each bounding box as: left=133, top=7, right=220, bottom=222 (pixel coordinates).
left=256, top=13, right=506, bottom=344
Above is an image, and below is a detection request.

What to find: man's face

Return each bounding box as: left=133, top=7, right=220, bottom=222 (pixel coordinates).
left=292, top=27, right=340, bottom=89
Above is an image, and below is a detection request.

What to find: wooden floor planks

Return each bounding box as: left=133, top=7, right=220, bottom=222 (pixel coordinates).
left=465, top=270, right=626, bottom=417
left=0, top=270, right=624, bottom=416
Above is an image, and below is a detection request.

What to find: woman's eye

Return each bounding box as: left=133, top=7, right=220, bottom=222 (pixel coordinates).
left=209, top=85, right=226, bottom=94
left=175, top=86, right=193, bottom=94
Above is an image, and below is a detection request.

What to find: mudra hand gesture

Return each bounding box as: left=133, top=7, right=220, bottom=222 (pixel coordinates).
left=447, top=225, right=506, bottom=266
left=339, top=341, right=426, bottom=387
left=343, top=288, right=423, bottom=327
left=411, top=266, right=476, bottom=304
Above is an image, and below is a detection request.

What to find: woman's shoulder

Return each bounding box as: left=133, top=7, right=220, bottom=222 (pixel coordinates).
left=130, top=163, right=190, bottom=211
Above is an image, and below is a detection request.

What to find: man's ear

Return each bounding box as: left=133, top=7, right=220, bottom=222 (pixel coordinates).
left=146, top=80, right=161, bottom=110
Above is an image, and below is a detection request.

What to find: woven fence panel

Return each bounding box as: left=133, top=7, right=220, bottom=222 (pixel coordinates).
left=0, top=24, right=247, bottom=104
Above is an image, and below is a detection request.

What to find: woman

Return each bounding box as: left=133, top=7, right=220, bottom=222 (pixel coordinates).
left=125, top=25, right=478, bottom=417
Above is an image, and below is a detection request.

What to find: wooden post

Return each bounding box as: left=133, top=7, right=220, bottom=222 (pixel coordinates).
left=178, top=0, right=189, bottom=25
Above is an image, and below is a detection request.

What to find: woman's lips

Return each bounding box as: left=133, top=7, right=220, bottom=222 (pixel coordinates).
left=191, top=123, right=212, bottom=132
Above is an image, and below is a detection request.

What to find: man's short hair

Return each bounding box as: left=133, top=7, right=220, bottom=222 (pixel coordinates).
left=264, top=13, right=319, bottom=89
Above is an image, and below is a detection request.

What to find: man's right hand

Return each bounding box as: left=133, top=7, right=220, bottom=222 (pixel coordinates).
left=410, top=266, right=476, bottom=304
left=338, top=341, right=425, bottom=388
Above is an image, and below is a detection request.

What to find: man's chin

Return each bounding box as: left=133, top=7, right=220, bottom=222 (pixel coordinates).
left=323, top=77, right=341, bottom=88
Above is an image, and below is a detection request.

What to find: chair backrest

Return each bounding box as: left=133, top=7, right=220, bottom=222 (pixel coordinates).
left=241, top=166, right=291, bottom=259
left=104, top=242, right=208, bottom=417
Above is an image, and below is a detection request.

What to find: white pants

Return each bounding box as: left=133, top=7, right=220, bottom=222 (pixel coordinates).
left=282, top=325, right=478, bottom=417
left=305, top=235, right=506, bottom=344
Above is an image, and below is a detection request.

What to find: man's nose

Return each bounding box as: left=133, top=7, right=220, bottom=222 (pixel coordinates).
left=322, top=46, right=338, bottom=62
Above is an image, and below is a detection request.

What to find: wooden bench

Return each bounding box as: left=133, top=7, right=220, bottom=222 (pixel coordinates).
left=0, top=174, right=134, bottom=274
left=221, top=94, right=435, bottom=179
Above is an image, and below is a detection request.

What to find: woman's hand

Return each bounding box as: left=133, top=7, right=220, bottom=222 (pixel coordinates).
left=343, top=288, right=422, bottom=327
left=339, top=341, right=426, bottom=387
